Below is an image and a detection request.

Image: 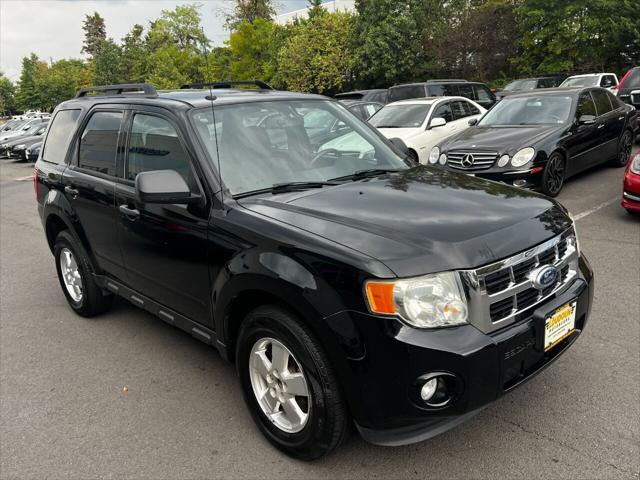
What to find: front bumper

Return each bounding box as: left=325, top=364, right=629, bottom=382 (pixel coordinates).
left=622, top=170, right=640, bottom=213
left=444, top=165, right=544, bottom=189
left=328, top=255, right=593, bottom=446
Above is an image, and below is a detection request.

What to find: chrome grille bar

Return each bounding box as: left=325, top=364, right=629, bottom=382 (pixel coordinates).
left=459, top=228, right=579, bottom=334
left=447, top=150, right=497, bottom=171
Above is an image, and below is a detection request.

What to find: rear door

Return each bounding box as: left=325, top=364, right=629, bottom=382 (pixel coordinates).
left=115, top=106, right=211, bottom=325
left=62, top=108, right=126, bottom=280
left=591, top=88, right=619, bottom=162
left=566, top=91, right=600, bottom=174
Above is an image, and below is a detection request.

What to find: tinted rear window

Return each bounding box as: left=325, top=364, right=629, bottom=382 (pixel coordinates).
left=41, top=109, right=81, bottom=165
left=592, top=89, right=613, bottom=116
left=623, top=68, right=640, bottom=89
left=78, top=111, right=123, bottom=176
left=388, top=85, right=426, bottom=102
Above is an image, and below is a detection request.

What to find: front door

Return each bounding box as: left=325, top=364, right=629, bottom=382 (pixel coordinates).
left=115, top=108, right=211, bottom=325
left=565, top=91, right=601, bottom=175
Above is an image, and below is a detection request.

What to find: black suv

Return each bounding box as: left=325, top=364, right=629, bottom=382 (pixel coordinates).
left=36, top=82, right=594, bottom=460
left=616, top=66, right=640, bottom=108
left=388, top=80, right=496, bottom=109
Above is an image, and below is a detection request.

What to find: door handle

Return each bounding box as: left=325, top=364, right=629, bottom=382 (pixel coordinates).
left=64, top=186, right=79, bottom=199
left=119, top=204, right=140, bottom=219
left=597, top=124, right=605, bottom=129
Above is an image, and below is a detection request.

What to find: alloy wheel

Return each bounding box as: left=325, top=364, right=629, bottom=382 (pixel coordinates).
left=59, top=247, right=83, bottom=302
left=545, top=155, right=565, bottom=196
left=249, top=337, right=310, bottom=433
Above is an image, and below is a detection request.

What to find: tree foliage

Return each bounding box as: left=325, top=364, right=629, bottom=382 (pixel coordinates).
left=0, top=73, right=16, bottom=115
left=10, top=0, right=640, bottom=113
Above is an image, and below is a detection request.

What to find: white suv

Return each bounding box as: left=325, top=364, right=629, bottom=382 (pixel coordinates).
left=560, top=73, right=619, bottom=91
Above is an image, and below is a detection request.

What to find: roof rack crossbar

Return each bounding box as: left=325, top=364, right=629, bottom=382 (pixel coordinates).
left=180, top=80, right=274, bottom=90
left=75, top=83, right=158, bottom=98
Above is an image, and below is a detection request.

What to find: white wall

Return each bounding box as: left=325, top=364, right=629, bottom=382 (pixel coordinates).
left=276, top=0, right=356, bottom=25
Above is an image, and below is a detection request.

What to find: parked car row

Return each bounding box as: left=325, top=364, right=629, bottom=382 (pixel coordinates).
left=0, top=117, right=49, bottom=161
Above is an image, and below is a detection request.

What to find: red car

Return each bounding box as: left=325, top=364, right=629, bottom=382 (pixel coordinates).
left=622, top=152, right=640, bottom=214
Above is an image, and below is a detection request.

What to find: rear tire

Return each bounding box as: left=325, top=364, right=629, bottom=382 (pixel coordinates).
left=54, top=230, right=113, bottom=317
left=236, top=305, right=349, bottom=460
left=540, top=152, right=565, bottom=197
left=611, top=130, right=633, bottom=167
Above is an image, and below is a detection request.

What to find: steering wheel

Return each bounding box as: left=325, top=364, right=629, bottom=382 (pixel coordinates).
left=310, top=148, right=341, bottom=167
left=257, top=112, right=280, bottom=128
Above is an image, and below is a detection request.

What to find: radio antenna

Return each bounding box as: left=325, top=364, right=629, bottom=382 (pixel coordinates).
left=199, top=27, right=226, bottom=213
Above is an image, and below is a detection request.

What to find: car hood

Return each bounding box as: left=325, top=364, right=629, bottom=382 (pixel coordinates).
left=238, top=167, right=570, bottom=277
left=377, top=127, right=424, bottom=141
left=440, top=125, right=561, bottom=154
left=6, top=135, right=42, bottom=147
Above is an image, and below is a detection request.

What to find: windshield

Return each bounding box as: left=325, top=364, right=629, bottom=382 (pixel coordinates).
left=369, top=104, right=430, bottom=128
left=561, top=76, right=598, bottom=87
left=191, top=100, right=408, bottom=196
left=504, top=79, right=537, bottom=91
left=479, top=95, right=573, bottom=126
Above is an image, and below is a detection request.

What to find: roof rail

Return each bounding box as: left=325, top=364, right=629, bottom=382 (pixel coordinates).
left=181, top=80, right=274, bottom=90
left=75, top=83, right=157, bottom=98
left=426, top=79, right=468, bottom=83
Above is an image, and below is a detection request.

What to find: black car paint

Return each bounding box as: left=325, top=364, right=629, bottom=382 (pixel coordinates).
left=35, top=89, right=592, bottom=445
left=438, top=87, right=638, bottom=187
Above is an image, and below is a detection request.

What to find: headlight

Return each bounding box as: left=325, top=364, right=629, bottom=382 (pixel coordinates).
left=497, top=154, right=510, bottom=167
left=510, top=147, right=535, bottom=167
left=429, top=147, right=440, bottom=164
left=630, top=154, right=640, bottom=175
left=439, top=153, right=447, bottom=165
left=365, top=272, right=468, bottom=328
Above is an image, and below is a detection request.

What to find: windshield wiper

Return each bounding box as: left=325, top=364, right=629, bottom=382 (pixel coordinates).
left=234, top=181, right=339, bottom=199
left=329, top=168, right=402, bottom=182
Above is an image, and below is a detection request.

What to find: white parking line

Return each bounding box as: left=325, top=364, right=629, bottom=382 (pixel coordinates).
left=572, top=197, right=619, bottom=221
left=15, top=175, right=33, bottom=181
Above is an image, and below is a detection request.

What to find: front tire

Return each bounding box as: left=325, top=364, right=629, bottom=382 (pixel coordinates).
left=540, top=152, right=566, bottom=197
left=612, top=130, right=633, bottom=167
left=236, top=305, right=349, bottom=460
left=54, top=230, right=113, bottom=317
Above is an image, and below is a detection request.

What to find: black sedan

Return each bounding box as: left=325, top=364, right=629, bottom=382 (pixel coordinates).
left=1, top=124, right=48, bottom=159
left=431, top=87, right=638, bottom=196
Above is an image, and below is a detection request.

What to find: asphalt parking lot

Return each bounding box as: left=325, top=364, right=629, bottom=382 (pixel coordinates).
left=1, top=151, right=639, bottom=479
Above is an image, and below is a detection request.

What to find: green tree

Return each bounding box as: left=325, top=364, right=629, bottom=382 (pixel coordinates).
left=92, top=39, right=123, bottom=85
left=121, top=24, right=147, bottom=83
left=0, top=73, right=16, bottom=115
left=278, top=11, right=355, bottom=94
left=15, top=54, right=48, bottom=111
left=225, top=0, right=275, bottom=30
left=226, top=19, right=283, bottom=83
left=81, top=12, right=107, bottom=56
left=514, top=0, right=640, bottom=74
left=160, top=3, right=208, bottom=49
left=351, top=0, right=426, bottom=88
left=40, top=59, right=88, bottom=111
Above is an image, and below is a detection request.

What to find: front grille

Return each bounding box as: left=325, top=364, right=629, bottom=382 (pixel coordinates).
left=459, top=228, right=580, bottom=333
left=447, top=150, right=497, bottom=171
left=631, top=91, right=640, bottom=106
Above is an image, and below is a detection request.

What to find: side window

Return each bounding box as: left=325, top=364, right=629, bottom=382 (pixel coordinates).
left=600, top=75, right=616, bottom=88
left=388, top=85, right=426, bottom=102
left=606, top=91, right=622, bottom=109
left=78, top=111, right=122, bottom=176
left=474, top=85, right=491, bottom=102
left=592, top=89, right=613, bottom=116
left=451, top=101, right=470, bottom=120
left=432, top=102, right=453, bottom=123
left=41, top=109, right=81, bottom=165
left=457, top=84, right=475, bottom=100
left=127, top=114, right=192, bottom=184
left=576, top=92, right=597, bottom=118
left=466, top=101, right=480, bottom=115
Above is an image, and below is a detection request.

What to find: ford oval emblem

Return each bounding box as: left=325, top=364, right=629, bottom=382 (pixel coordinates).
left=530, top=265, right=559, bottom=289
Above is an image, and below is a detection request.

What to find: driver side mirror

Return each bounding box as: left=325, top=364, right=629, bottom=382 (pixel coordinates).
left=136, top=170, right=201, bottom=204
left=428, top=117, right=447, bottom=130
left=468, top=118, right=478, bottom=126
left=577, top=114, right=596, bottom=125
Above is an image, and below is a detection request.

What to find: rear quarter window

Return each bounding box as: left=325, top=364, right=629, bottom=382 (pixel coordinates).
left=388, top=85, right=426, bottom=102
left=41, top=109, right=81, bottom=165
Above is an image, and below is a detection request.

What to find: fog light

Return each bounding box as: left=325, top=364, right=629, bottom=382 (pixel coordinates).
left=420, top=378, right=438, bottom=401
left=513, top=179, right=527, bottom=187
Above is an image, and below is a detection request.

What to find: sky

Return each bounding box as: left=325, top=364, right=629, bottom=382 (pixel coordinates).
left=0, top=0, right=311, bottom=81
